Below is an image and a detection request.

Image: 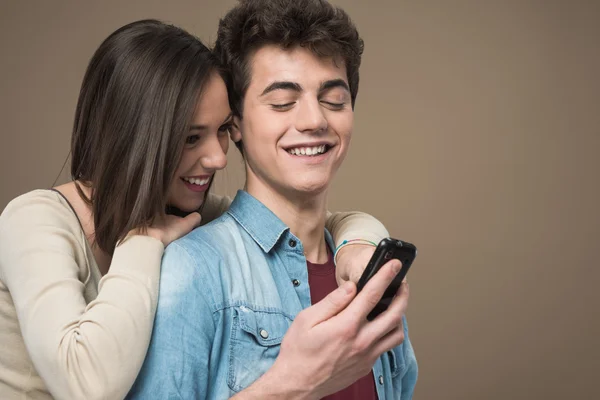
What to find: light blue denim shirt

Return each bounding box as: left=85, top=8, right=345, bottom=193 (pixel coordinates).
left=128, top=190, right=417, bottom=399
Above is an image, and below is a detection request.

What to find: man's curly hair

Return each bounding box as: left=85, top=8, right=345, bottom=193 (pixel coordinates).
left=213, top=0, right=364, bottom=117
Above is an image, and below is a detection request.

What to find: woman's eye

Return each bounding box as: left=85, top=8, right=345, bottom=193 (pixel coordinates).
left=218, top=123, right=233, bottom=136
left=185, top=134, right=200, bottom=145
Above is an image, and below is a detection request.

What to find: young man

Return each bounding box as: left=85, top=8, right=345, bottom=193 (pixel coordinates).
left=129, top=1, right=417, bottom=399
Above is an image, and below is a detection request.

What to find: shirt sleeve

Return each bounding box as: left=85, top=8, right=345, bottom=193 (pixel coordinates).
left=400, top=316, right=418, bottom=399
left=0, top=192, right=164, bottom=400
left=128, top=242, right=215, bottom=400
left=325, top=211, right=390, bottom=248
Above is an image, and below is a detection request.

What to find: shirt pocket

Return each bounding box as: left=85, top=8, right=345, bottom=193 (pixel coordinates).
left=387, top=344, right=407, bottom=379
left=227, top=306, right=293, bottom=393
left=380, top=346, right=404, bottom=399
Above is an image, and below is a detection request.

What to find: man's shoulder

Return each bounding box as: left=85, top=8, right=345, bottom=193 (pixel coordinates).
left=162, top=212, right=241, bottom=268
left=157, top=214, right=242, bottom=302
left=180, top=211, right=239, bottom=248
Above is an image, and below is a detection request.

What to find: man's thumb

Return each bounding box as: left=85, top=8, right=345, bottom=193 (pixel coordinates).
left=304, top=281, right=356, bottom=326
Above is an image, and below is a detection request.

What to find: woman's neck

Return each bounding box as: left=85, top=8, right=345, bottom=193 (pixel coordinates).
left=54, top=181, right=112, bottom=275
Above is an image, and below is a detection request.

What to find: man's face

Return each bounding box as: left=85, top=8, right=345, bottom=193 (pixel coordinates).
left=235, top=45, right=353, bottom=199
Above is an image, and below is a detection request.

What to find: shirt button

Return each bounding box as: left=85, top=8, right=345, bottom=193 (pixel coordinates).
left=292, top=279, right=300, bottom=287
left=378, top=375, right=384, bottom=385
left=259, top=329, right=269, bottom=339
left=288, top=239, right=297, bottom=248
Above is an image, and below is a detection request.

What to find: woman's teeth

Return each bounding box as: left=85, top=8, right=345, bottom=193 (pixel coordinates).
left=287, top=145, right=327, bottom=156
left=183, top=177, right=210, bottom=185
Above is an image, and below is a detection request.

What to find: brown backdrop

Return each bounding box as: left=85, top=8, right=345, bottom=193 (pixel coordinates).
left=1, top=1, right=599, bottom=399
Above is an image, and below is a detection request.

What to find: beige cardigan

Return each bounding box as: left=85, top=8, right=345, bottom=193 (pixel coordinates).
left=0, top=190, right=388, bottom=400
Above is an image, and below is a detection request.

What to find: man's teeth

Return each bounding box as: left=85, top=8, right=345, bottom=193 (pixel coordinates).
left=183, top=177, right=210, bottom=185
left=287, top=145, right=327, bottom=156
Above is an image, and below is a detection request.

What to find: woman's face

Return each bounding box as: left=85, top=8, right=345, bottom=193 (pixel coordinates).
left=166, top=73, right=232, bottom=212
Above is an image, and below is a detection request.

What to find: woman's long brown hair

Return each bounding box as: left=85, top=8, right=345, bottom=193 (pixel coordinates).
left=70, top=19, right=220, bottom=254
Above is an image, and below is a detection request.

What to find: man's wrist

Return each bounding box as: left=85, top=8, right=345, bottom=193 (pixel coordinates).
left=232, top=361, right=317, bottom=400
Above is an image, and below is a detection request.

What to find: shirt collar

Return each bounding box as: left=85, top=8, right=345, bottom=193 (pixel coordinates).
left=227, top=190, right=289, bottom=253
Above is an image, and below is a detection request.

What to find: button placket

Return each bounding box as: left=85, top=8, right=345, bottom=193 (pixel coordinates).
left=283, top=235, right=311, bottom=309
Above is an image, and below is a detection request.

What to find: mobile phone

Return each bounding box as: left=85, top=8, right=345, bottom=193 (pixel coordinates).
left=356, top=237, right=417, bottom=321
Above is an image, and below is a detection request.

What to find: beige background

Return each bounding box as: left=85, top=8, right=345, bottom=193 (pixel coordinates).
left=1, top=0, right=599, bottom=399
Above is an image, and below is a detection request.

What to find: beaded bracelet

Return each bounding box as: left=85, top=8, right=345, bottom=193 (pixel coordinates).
left=333, top=238, right=378, bottom=266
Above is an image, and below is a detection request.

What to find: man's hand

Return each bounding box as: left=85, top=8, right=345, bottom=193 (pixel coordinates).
left=235, top=258, right=409, bottom=400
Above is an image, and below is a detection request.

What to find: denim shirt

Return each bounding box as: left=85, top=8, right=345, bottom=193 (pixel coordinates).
left=128, top=191, right=417, bottom=399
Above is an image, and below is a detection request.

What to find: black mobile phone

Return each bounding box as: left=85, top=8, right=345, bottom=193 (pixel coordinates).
left=356, top=237, right=417, bottom=321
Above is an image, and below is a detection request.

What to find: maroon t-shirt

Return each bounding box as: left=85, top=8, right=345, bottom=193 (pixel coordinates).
left=306, top=249, right=378, bottom=400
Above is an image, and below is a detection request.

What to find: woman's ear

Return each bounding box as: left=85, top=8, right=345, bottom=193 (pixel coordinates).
left=230, top=116, right=242, bottom=143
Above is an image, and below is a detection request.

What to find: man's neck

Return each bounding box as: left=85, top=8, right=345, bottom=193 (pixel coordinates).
left=246, top=178, right=329, bottom=264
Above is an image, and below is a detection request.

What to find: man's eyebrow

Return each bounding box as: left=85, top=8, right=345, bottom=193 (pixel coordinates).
left=319, top=79, right=350, bottom=93
left=189, top=113, right=233, bottom=131
left=260, top=81, right=302, bottom=96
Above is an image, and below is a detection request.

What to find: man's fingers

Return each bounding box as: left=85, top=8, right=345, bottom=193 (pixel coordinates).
left=366, top=284, right=409, bottom=356
left=370, top=321, right=406, bottom=357
left=301, top=281, right=357, bottom=327
left=360, top=281, right=409, bottom=342
left=343, top=259, right=402, bottom=321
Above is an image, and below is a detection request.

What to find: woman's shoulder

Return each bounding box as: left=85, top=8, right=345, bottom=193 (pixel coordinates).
left=0, top=189, right=81, bottom=231
left=0, top=189, right=90, bottom=281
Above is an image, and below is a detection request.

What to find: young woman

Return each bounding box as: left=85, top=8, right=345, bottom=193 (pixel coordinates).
left=0, top=20, right=389, bottom=400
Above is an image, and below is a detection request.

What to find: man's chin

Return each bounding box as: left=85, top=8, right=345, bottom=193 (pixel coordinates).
left=287, top=180, right=331, bottom=196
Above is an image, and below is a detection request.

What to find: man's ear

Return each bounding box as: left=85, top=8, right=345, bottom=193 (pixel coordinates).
left=230, top=116, right=242, bottom=143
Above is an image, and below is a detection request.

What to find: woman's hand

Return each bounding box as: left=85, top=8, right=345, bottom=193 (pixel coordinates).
left=334, top=244, right=377, bottom=286
left=127, top=212, right=202, bottom=247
